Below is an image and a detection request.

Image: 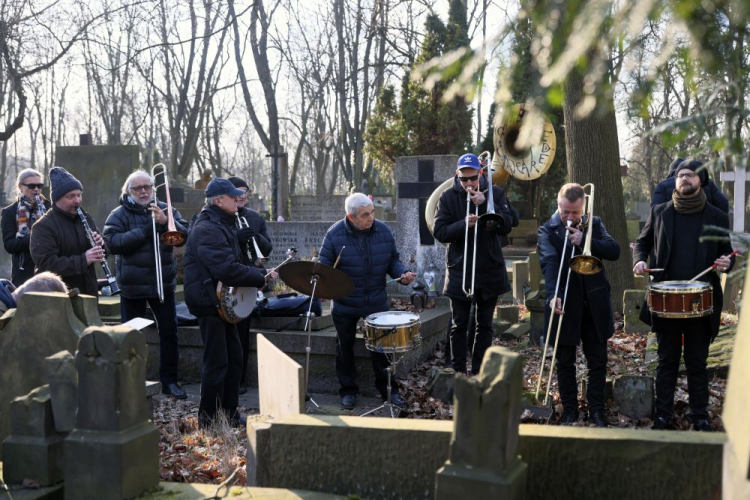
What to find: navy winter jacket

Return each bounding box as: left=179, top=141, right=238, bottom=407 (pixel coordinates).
left=183, top=206, right=266, bottom=317
left=319, top=218, right=408, bottom=318
left=103, top=195, right=188, bottom=300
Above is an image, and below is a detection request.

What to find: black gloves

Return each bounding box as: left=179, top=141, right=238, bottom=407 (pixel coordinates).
left=237, top=226, right=255, bottom=241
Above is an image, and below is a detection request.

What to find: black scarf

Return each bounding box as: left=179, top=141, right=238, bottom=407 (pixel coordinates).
left=672, top=189, right=706, bottom=214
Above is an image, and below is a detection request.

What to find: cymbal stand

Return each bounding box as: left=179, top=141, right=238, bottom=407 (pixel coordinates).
left=360, top=350, right=403, bottom=418
left=302, top=272, right=320, bottom=408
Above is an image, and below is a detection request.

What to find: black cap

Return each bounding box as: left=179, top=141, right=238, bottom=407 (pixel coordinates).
left=227, top=176, right=250, bottom=191
left=205, top=178, right=245, bottom=198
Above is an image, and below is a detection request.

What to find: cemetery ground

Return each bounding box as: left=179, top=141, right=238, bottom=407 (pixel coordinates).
left=153, top=306, right=737, bottom=487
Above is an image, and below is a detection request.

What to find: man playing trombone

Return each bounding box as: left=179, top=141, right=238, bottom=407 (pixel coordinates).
left=538, top=183, right=620, bottom=427
left=433, top=153, right=515, bottom=375
left=103, top=170, right=189, bottom=399
left=228, top=176, right=273, bottom=394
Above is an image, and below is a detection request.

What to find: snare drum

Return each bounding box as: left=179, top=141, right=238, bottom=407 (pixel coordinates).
left=363, top=311, right=421, bottom=353
left=647, top=281, right=713, bottom=318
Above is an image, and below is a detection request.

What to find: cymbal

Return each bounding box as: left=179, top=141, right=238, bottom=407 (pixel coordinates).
left=278, top=260, right=354, bottom=300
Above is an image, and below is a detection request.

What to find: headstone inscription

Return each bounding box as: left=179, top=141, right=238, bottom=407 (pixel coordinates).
left=435, top=346, right=527, bottom=499
left=64, top=325, right=159, bottom=500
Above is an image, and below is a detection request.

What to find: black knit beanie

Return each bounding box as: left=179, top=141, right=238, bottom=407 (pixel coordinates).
left=676, top=158, right=709, bottom=187
left=227, top=176, right=250, bottom=191
left=49, top=167, right=83, bottom=202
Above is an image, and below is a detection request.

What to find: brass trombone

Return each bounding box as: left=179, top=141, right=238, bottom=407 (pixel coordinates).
left=151, top=164, right=186, bottom=303
left=569, top=183, right=603, bottom=275
left=476, top=151, right=503, bottom=231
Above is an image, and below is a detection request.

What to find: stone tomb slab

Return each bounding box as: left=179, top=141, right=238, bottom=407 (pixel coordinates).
left=257, top=334, right=304, bottom=419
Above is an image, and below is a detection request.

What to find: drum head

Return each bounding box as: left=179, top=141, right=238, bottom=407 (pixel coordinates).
left=650, top=280, right=711, bottom=292
left=366, top=311, right=419, bottom=326
left=232, top=287, right=258, bottom=317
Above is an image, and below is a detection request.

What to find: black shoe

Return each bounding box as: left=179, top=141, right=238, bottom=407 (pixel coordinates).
left=561, top=409, right=579, bottom=425
left=162, top=383, right=187, bottom=400
left=238, top=385, right=248, bottom=395
left=589, top=410, right=608, bottom=428
left=652, top=416, right=672, bottom=430
left=390, top=393, right=407, bottom=408
left=692, top=418, right=713, bottom=432
left=340, top=394, right=357, bottom=410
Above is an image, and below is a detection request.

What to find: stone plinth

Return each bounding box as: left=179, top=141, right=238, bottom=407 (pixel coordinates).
left=2, top=386, right=65, bottom=487
left=0, top=292, right=90, bottom=458
left=623, top=290, right=650, bottom=334
left=64, top=325, right=159, bottom=500
left=45, top=351, right=78, bottom=433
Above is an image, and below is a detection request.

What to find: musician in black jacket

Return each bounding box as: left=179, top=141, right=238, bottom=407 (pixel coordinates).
left=103, top=170, right=189, bottom=399
left=634, top=159, right=734, bottom=431
left=228, top=176, right=273, bottom=393
left=184, top=178, right=275, bottom=428
left=538, top=183, right=620, bottom=427
left=1, top=169, right=51, bottom=286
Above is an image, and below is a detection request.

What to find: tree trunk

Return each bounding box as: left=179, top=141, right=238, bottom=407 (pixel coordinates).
left=563, top=66, right=633, bottom=313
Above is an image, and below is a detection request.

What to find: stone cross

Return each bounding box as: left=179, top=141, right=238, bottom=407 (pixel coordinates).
left=397, top=159, right=444, bottom=245
left=64, top=325, right=159, bottom=500
left=435, top=346, right=527, bottom=499
left=719, top=166, right=749, bottom=232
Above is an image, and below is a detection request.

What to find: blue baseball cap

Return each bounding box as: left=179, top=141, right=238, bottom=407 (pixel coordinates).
left=457, top=153, right=481, bottom=170
left=205, top=178, right=245, bottom=197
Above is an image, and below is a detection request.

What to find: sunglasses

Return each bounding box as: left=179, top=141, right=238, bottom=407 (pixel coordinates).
left=131, top=184, right=154, bottom=192
left=458, top=175, right=479, bottom=182
left=22, top=183, right=44, bottom=190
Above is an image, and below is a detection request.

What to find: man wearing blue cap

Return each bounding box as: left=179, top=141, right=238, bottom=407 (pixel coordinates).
left=184, top=178, right=277, bottom=428
left=433, top=153, right=515, bottom=375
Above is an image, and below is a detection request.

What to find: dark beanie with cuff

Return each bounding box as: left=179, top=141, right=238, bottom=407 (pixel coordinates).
left=676, top=158, right=709, bottom=187
left=49, top=167, right=83, bottom=202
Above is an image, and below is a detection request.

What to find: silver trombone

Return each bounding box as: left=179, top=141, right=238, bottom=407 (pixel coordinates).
left=462, top=186, right=479, bottom=298
left=236, top=214, right=267, bottom=267
left=477, top=151, right=503, bottom=231
left=535, top=220, right=576, bottom=405
left=151, top=164, right=185, bottom=303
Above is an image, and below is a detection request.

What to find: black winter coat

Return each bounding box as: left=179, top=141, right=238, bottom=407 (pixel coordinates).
left=103, top=195, right=188, bottom=300
left=235, top=206, right=273, bottom=265
left=183, top=206, right=266, bottom=317
left=433, top=175, right=514, bottom=301
left=633, top=201, right=734, bottom=340
left=538, top=213, right=620, bottom=346
left=1, top=198, right=51, bottom=286
left=319, top=218, right=408, bottom=318
left=30, top=205, right=109, bottom=297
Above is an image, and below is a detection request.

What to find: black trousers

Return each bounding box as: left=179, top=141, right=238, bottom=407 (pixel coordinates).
left=197, top=314, right=242, bottom=427
left=555, top=308, right=607, bottom=414
left=333, top=313, right=398, bottom=399
left=120, top=293, right=179, bottom=385
left=237, top=316, right=251, bottom=386
left=654, top=317, right=711, bottom=420
left=449, top=293, right=498, bottom=375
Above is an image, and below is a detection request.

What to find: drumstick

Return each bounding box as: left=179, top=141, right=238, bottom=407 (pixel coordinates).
left=386, top=277, right=404, bottom=284
left=333, top=246, right=345, bottom=269
left=642, top=268, right=664, bottom=273
left=690, top=249, right=741, bottom=281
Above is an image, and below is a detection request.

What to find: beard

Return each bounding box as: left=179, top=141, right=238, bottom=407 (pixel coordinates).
left=677, top=183, right=698, bottom=196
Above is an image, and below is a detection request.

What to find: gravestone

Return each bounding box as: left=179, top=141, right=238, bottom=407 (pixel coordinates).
left=435, top=346, right=527, bottom=499
left=513, top=261, right=529, bottom=304
left=722, top=254, right=744, bottom=314
left=65, top=325, right=159, bottom=500
left=395, top=156, right=458, bottom=294
left=290, top=195, right=347, bottom=221
left=257, top=334, right=304, bottom=418
left=722, top=263, right=750, bottom=498
left=45, top=351, right=78, bottom=433
left=623, top=290, right=650, bottom=334
left=612, top=375, right=654, bottom=419
left=0, top=292, right=92, bottom=457
left=2, top=385, right=65, bottom=486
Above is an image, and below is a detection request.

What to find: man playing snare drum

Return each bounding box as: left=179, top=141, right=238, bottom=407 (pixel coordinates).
left=634, top=159, right=734, bottom=431
left=319, top=193, right=416, bottom=411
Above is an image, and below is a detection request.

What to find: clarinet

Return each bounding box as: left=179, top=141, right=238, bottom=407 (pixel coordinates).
left=76, top=206, right=120, bottom=296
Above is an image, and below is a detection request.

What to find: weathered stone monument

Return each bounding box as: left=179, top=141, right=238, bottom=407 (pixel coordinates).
left=722, top=262, right=750, bottom=499
left=435, top=346, right=527, bottom=499
left=64, top=325, right=159, bottom=499
left=0, top=292, right=93, bottom=455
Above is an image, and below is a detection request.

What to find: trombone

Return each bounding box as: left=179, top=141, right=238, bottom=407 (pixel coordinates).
left=236, top=214, right=267, bottom=268
left=151, top=164, right=186, bottom=303
left=476, top=151, right=503, bottom=232
left=569, top=183, right=603, bottom=275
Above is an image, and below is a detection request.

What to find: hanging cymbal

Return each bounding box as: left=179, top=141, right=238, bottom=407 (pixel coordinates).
left=278, top=260, right=354, bottom=300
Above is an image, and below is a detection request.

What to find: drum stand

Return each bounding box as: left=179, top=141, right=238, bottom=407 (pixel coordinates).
left=360, top=350, right=404, bottom=419
left=302, top=273, right=320, bottom=408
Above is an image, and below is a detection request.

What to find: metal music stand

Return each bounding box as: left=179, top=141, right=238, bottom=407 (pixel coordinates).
left=278, top=260, right=353, bottom=409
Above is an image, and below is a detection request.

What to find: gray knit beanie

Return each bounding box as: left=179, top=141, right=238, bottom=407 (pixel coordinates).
left=49, top=167, right=83, bottom=202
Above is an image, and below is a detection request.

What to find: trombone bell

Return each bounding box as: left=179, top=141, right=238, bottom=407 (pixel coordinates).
left=569, top=254, right=603, bottom=275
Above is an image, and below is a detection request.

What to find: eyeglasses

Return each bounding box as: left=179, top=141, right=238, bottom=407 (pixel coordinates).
left=677, top=172, right=697, bottom=179
left=130, top=184, right=154, bottom=192
left=458, top=175, right=479, bottom=182
left=22, top=183, right=44, bottom=190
